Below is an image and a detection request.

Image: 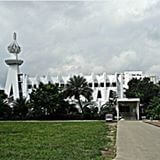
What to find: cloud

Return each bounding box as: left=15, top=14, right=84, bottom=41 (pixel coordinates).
left=147, top=64, right=160, bottom=75
left=1, top=0, right=160, bottom=87
left=48, top=54, right=106, bottom=75
left=107, top=50, right=139, bottom=72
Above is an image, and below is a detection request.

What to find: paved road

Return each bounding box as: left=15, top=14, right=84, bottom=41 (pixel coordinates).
left=115, top=121, right=160, bottom=160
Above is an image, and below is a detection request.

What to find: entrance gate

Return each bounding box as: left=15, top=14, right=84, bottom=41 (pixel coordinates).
left=116, top=98, right=140, bottom=121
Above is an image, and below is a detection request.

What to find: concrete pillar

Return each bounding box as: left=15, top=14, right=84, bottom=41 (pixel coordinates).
left=136, top=101, right=140, bottom=120
left=120, top=73, right=124, bottom=98
left=116, top=103, right=119, bottom=121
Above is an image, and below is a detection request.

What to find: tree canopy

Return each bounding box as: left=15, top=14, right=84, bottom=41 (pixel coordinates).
left=12, top=98, right=29, bottom=120
left=125, top=77, right=160, bottom=119
left=0, top=90, right=11, bottom=119
left=29, top=82, right=71, bottom=119
left=125, top=77, right=160, bottom=106
left=63, top=75, right=93, bottom=115
left=147, top=96, right=160, bottom=119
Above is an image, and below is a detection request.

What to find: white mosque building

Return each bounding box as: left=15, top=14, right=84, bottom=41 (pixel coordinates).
left=4, top=33, right=158, bottom=120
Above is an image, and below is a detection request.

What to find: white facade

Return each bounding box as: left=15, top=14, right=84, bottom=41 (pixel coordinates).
left=24, top=73, right=118, bottom=105
left=19, top=71, right=157, bottom=108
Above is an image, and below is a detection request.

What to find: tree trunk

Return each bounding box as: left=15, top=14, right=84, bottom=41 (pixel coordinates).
left=77, top=97, right=83, bottom=115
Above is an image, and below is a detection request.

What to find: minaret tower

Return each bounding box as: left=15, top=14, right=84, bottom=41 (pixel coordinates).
left=5, top=32, right=23, bottom=100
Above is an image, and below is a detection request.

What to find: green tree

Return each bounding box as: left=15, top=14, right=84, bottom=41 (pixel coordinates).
left=83, top=102, right=99, bottom=119
left=99, top=90, right=117, bottom=119
left=147, top=96, right=160, bottom=119
left=64, top=75, right=93, bottom=115
left=30, top=83, right=70, bottom=119
left=125, top=77, right=160, bottom=117
left=125, top=78, right=160, bottom=106
left=0, top=90, right=12, bottom=119
left=99, top=101, right=116, bottom=119
left=12, top=98, right=29, bottom=120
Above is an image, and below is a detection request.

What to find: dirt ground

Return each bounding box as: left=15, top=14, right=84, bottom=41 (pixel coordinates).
left=144, top=120, right=160, bottom=127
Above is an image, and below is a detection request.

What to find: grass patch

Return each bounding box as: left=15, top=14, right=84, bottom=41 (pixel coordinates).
left=101, top=123, right=117, bottom=159
left=0, top=121, right=116, bottom=160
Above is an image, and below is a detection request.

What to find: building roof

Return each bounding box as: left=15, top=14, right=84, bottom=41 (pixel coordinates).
left=117, top=98, right=140, bottom=102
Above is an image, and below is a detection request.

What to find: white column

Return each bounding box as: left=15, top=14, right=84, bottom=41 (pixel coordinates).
left=5, top=65, right=19, bottom=100
left=136, top=101, right=140, bottom=120
left=120, top=73, right=124, bottom=98
left=116, top=103, right=119, bottom=121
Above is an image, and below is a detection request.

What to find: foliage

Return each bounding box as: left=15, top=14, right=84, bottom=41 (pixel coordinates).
left=0, top=90, right=7, bottom=100
left=125, top=77, right=160, bottom=119
left=83, top=102, right=99, bottom=119
left=66, top=103, right=79, bottom=115
left=125, top=78, right=160, bottom=106
left=99, top=102, right=116, bottom=119
left=0, top=90, right=11, bottom=119
left=12, top=98, right=29, bottom=120
left=0, top=121, right=115, bottom=160
left=64, top=75, right=93, bottom=115
left=29, top=83, right=70, bottom=119
left=0, top=77, right=95, bottom=120
left=99, top=90, right=117, bottom=119
left=147, top=96, right=160, bottom=119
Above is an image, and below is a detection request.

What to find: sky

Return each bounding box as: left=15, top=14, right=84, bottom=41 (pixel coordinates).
left=1, top=0, right=160, bottom=88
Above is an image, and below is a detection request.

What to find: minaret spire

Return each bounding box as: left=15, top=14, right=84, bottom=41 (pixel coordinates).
left=5, top=32, right=24, bottom=100
left=8, top=32, right=21, bottom=54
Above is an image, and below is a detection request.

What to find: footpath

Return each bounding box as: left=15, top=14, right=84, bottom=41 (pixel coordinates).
left=115, top=120, right=160, bottom=160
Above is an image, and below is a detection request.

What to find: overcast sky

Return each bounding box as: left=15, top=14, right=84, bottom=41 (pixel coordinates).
left=1, top=0, right=160, bottom=88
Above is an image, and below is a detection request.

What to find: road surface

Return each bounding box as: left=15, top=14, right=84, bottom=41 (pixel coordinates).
left=115, top=120, right=160, bottom=160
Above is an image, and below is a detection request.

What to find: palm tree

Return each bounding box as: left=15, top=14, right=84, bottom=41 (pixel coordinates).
left=64, top=75, right=93, bottom=115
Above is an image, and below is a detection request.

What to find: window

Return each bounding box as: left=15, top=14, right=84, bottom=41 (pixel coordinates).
left=48, top=81, right=51, bottom=84
left=94, top=83, right=98, bottom=87
left=55, top=83, right=59, bottom=87
left=60, top=84, right=65, bottom=87
left=66, top=84, right=69, bottom=87
left=112, top=82, right=116, bottom=87
left=89, top=83, right=92, bottom=87
left=97, top=90, right=102, bottom=98
left=100, top=83, right=104, bottom=87
left=18, top=82, right=22, bottom=92
left=106, top=82, right=110, bottom=87
left=33, top=84, right=37, bottom=88
left=28, top=84, right=32, bottom=89
left=18, top=75, right=21, bottom=82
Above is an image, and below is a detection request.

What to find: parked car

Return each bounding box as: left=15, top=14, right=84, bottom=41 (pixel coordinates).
left=114, top=115, right=122, bottom=120
left=105, top=114, right=113, bottom=122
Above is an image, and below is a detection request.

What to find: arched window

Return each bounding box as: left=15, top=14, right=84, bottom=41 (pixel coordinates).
left=28, top=84, right=32, bottom=89
left=97, top=90, right=102, bottom=99
left=89, top=83, right=92, bottom=87
left=100, top=82, right=104, bottom=87
left=106, top=82, right=110, bottom=87
left=94, top=83, right=98, bottom=87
